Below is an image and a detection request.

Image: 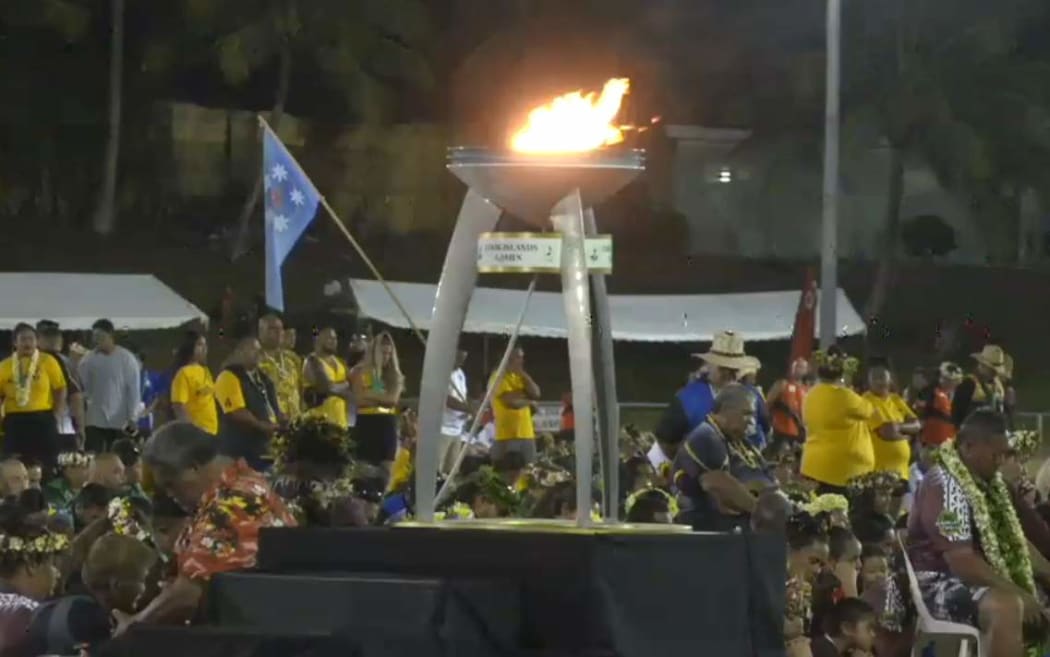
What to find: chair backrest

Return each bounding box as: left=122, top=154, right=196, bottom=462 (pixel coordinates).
left=897, top=534, right=937, bottom=622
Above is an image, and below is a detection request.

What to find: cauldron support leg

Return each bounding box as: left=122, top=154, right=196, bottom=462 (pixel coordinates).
left=415, top=190, right=501, bottom=522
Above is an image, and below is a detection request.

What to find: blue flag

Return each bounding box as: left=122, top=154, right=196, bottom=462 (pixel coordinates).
left=262, top=124, right=321, bottom=312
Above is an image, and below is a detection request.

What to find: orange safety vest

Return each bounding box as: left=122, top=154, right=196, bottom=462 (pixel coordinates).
left=771, top=381, right=808, bottom=438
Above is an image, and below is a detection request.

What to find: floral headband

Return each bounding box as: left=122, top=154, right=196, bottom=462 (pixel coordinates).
left=519, top=460, right=573, bottom=491
left=624, top=486, right=679, bottom=519
left=846, top=470, right=904, bottom=495
left=813, top=349, right=859, bottom=378
left=270, top=417, right=354, bottom=470
left=0, top=531, right=70, bottom=557
left=802, top=493, right=849, bottom=516
left=57, top=452, right=93, bottom=468
left=107, top=497, right=151, bottom=543
left=1008, top=430, right=1040, bottom=461
left=464, top=466, right=521, bottom=514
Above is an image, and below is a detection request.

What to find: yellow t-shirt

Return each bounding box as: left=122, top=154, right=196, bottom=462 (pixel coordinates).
left=304, top=356, right=350, bottom=428
left=388, top=446, right=413, bottom=492
left=490, top=371, right=534, bottom=441
left=0, top=351, right=66, bottom=414
left=800, top=383, right=875, bottom=487
left=354, top=367, right=395, bottom=418
left=170, top=364, right=218, bottom=435
left=214, top=370, right=278, bottom=423
left=863, top=392, right=917, bottom=479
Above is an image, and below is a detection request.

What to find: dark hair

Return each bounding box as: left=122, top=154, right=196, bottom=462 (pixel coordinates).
left=351, top=478, right=386, bottom=505
left=110, top=439, right=141, bottom=468
left=824, top=597, right=875, bottom=637
left=279, top=419, right=353, bottom=470
left=828, top=526, right=859, bottom=561
left=151, top=494, right=189, bottom=520
left=786, top=510, right=829, bottom=550
left=625, top=489, right=672, bottom=523
left=18, top=489, right=48, bottom=515
left=957, top=409, right=1008, bottom=446
left=172, top=330, right=204, bottom=371
left=751, top=488, right=792, bottom=534
left=621, top=456, right=653, bottom=492
left=12, top=323, right=35, bottom=340
left=75, top=484, right=113, bottom=512
left=852, top=513, right=894, bottom=545
left=35, top=320, right=61, bottom=339
left=91, top=319, right=115, bottom=334
left=0, top=500, right=53, bottom=577
left=861, top=543, right=887, bottom=561
left=529, top=481, right=577, bottom=519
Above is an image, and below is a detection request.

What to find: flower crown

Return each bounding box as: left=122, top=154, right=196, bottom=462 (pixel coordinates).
left=813, top=349, right=859, bottom=378
left=846, top=470, right=904, bottom=495
left=462, top=466, right=521, bottom=514
left=0, top=531, right=70, bottom=556
left=624, top=486, right=679, bottom=519
left=802, top=493, right=849, bottom=516
left=107, top=497, right=150, bottom=543
left=271, top=417, right=354, bottom=471
left=519, top=460, right=573, bottom=491
left=1008, top=430, right=1040, bottom=461
left=436, top=501, right=475, bottom=521
left=58, top=451, right=94, bottom=468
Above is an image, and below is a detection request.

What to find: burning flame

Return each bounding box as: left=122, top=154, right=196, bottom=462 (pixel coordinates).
left=510, top=78, right=631, bottom=153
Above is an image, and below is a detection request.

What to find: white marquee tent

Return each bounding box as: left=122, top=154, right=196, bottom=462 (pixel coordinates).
left=0, top=273, right=208, bottom=330
left=350, top=279, right=865, bottom=342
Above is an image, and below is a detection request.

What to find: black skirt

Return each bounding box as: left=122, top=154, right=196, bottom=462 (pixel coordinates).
left=2, top=410, right=60, bottom=471
left=355, top=413, right=398, bottom=464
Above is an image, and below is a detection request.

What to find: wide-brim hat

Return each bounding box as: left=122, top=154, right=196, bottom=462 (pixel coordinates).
left=692, top=330, right=758, bottom=371
left=971, top=344, right=1007, bottom=376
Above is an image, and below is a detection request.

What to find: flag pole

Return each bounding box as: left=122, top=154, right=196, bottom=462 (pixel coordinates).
left=257, top=115, right=426, bottom=347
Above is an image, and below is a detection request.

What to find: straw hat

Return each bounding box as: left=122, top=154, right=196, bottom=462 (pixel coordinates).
left=693, top=331, right=758, bottom=371
left=971, top=344, right=1008, bottom=376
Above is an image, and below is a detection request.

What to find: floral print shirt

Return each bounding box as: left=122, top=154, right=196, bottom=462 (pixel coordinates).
left=176, top=459, right=296, bottom=580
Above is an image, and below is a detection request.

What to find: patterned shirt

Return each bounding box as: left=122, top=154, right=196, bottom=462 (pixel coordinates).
left=906, top=465, right=974, bottom=573
left=258, top=349, right=302, bottom=421
left=176, top=459, right=296, bottom=580
left=0, top=591, right=37, bottom=657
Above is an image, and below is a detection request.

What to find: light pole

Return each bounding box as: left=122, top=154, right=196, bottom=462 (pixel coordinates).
left=820, top=0, right=841, bottom=348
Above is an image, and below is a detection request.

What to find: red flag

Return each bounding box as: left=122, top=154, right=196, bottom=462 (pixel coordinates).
left=789, top=268, right=817, bottom=366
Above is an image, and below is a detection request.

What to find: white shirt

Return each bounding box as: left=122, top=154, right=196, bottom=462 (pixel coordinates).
left=441, top=368, right=468, bottom=437
left=648, top=442, right=671, bottom=472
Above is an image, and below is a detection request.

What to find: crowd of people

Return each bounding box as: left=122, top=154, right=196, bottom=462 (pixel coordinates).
left=0, top=312, right=1042, bottom=657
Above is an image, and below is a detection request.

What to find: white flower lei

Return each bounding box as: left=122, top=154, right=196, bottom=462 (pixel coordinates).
left=11, top=350, right=39, bottom=408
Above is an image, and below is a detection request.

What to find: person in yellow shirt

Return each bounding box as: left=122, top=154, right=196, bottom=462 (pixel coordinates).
left=170, top=331, right=218, bottom=435
left=214, top=336, right=281, bottom=472
left=0, top=323, right=67, bottom=471
left=350, top=332, right=404, bottom=475
left=862, top=363, right=920, bottom=479
left=258, top=314, right=302, bottom=421
left=490, top=347, right=541, bottom=465
left=303, top=327, right=352, bottom=429
left=800, top=347, right=874, bottom=493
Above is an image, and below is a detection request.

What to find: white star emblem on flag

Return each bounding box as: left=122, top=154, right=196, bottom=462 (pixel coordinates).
left=290, top=188, right=305, bottom=206
left=272, top=214, right=290, bottom=233
left=270, top=164, right=288, bottom=182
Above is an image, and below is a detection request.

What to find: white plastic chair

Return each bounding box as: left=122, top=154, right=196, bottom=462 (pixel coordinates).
left=898, top=535, right=983, bottom=657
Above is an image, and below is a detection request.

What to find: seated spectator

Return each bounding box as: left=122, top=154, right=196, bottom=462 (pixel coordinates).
left=88, top=452, right=126, bottom=491
left=811, top=526, right=862, bottom=639
left=672, top=385, right=774, bottom=531
left=115, top=422, right=295, bottom=630
left=151, top=494, right=189, bottom=575
left=529, top=480, right=578, bottom=520
left=453, top=467, right=520, bottom=520
left=785, top=511, right=830, bottom=655
left=858, top=544, right=889, bottom=595
left=111, top=439, right=147, bottom=501
left=889, top=410, right=1047, bottom=657
left=0, top=459, right=29, bottom=499
left=45, top=451, right=93, bottom=520
left=28, top=533, right=157, bottom=656
left=810, top=597, right=877, bottom=657
left=625, top=488, right=676, bottom=524
left=0, top=500, right=69, bottom=657
left=270, top=417, right=359, bottom=527
left=74, top=484, right=114, bottom=533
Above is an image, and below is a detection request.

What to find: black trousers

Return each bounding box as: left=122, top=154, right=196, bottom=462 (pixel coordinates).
left=2, top=411, right=60, bottom=472
left=85, top=426, right=126, bottom=453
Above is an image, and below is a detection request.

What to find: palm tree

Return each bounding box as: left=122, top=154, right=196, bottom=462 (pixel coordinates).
left=181, top=0, right=433, bottom=259
left=92, top=0, right=125, bottom=236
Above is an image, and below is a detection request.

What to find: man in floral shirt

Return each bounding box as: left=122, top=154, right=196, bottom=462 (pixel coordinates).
left=895, top=411, right=1050, bottom=657
left=115, top=422, right=295, bottom=631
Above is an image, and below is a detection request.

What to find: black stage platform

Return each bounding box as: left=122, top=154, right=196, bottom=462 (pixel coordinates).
left=203, top=523, right=787, bottom=657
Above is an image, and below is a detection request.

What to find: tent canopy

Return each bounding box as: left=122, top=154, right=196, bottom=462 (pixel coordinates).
left=0, top=273, right=208, bottom=331
left=350, top=279, right=864, bottom=342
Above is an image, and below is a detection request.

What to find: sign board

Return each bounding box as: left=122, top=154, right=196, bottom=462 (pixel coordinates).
left=477, top=232, right=613, bottom=274
left=532, top=403, right=564, bottom=434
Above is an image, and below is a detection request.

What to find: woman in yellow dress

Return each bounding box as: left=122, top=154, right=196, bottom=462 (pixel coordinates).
left=800, top=347, right=874, bottom=494
left=302, top=327, right=351, bottom=429
left=861, top=362, right=920, bottom=479
left=350, top=332, right=404, bottom=476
